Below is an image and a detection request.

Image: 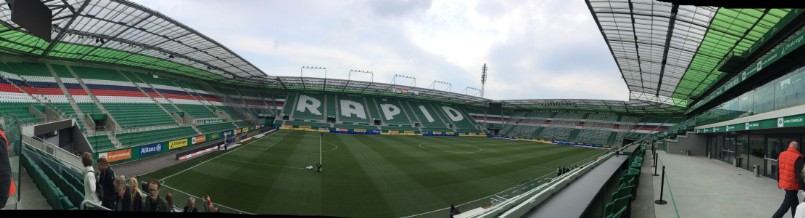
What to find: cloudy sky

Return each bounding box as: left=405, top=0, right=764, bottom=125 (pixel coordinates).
left=131, top=0, right=628, bottom=101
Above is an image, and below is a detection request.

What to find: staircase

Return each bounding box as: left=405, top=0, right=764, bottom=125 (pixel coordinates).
left=401, top=100, right=424, bottom=131
left=169, top=80, right=218, bottom=113
left=197, top=81, right=254, bottom=121
left=66, top=66, right=121, bottom=131
left=46, top=64, right=94, bottom=134
left=129, top=73, right=182, bottom=111
left=430, top=103, right=458, bottom=131
left=128, top=73, right=202, bottom=135
left=118, top=71, right=182, bottom=125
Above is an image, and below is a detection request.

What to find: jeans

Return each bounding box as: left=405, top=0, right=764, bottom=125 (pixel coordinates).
left=773, top=190, right=799, bottom=218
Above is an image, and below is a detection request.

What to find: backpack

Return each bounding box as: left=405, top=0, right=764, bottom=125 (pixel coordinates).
left=96, top=179, right=103, bottom=201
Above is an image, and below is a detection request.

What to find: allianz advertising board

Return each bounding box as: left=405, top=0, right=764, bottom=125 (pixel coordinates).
left=139, top=143, right=164, bottom=157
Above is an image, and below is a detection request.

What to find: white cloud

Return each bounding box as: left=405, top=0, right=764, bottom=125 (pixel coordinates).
left=130, top=0, right=628, bottom=101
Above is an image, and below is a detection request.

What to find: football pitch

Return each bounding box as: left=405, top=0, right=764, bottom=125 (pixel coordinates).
left=140, top=130, right=607, bottom=217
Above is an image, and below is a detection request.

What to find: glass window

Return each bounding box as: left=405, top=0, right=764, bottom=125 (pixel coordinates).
left=737, top=135, right=749, bottom=169
left=753, top=83, right=775, bottom=114
left=698, top=65, right=805, bottom=125
left=748, top=135, right=764, bottom=172
left=767, top=137, right=781, bottom=178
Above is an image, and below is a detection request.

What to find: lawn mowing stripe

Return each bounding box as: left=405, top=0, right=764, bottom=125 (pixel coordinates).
left=257, top=131, right=323, bottom=215
left=391, top=135, right=581, bottom=175
left=352, top=135, right=491, bottom=211
left=160, top=131, right=290, bottom=213
left=383, top=136, right=601, bottom=211
left=164, top=130, right=307, bottom=214
left=335, top=134, right=447, bottom=217
left=217, top=157, right=307, bottom=170
left=160, top=130, right=275, bottom=182
left=320, top=133, right=396, bottom=217
left=372, top=136, right=534, bottom=216
left=354, top=135, right=603, bottom=217
left=147, top=130, right=611, bottom=217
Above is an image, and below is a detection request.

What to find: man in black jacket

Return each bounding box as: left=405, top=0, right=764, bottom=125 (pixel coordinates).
left=97, top=157, right=116, bottom=208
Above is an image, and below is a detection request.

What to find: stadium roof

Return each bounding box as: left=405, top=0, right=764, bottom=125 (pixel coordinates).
left=587, top=0, right=796, bottom=107
left=0, top=0, right=720, bottom=115
left=0, top=0, right=270, bottom=85
left=502, top=98, right=682, bottom=114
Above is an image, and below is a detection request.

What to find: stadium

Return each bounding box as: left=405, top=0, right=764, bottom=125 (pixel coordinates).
left=0, top=0, right=802, bottom=217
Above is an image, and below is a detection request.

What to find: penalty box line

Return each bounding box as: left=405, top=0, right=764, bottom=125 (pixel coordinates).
left=160, top=130, right=277, bottom=182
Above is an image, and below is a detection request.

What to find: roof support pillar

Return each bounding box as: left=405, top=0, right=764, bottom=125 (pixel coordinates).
left=655, top=4, right=679, bottom=97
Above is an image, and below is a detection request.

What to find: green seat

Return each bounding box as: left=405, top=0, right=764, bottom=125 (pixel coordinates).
left=612, top=185, right=635, bottom=200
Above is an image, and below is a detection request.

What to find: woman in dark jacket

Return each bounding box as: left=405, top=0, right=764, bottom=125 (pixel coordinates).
left=127, top=177, right=143, bottom=212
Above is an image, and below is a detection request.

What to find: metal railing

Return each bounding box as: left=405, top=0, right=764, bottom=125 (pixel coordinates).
left=479, top=146, right=623, bottom=218
left=22, top=135, right=83, bottom=172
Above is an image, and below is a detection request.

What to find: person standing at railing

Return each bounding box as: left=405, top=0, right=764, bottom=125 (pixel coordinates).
left=81, top=152, right=101, bottom=206
left=0, top=128, right=16, bottom=210
left=98, top=157, right=117, bottom=209
left=773, top=141, right=805, bottom=218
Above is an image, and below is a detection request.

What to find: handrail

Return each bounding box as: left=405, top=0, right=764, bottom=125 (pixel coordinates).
left=80, top=200, right=111, bottom=211
left=23, top=135, right=83, bottom=172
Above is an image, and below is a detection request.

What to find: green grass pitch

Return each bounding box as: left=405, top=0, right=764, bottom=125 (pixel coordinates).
left=140, top=130, right=606, bottom=217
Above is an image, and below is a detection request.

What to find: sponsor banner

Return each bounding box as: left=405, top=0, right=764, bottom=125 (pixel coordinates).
left=780, top=115, right=805, bottom=128
left=207, top=132, right=222, bottom=141
left=281, top=125, right=293, bottom=129
left=243, top=127, right=250, bottom=132
left=99, top=149, right=132, bottom=163
left=178, top=147, right=217, bottom=161
left=713, top=126, right=724, bottom=133
left=433, top=131, right=441, bottom=135
left=393, top=87, right=420, bottom=95
left=354, top=129, right=366, bottom=133
left=235, top=128, right=242, bottom=134
left=169, top=138, right=189, bottom=150
left=138, top=143, right=164, bottom=157
left=389, top=130, right=399, bottom=135
left=192, top=135, right=206, bottom=144
left=446, top=132, right=454, bottom=135
left=725, top=124, right=739, bottom=132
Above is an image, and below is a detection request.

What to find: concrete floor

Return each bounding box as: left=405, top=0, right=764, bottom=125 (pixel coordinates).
left=639, top=150, right=795, bottom=218
left=630, top=149, right=655, bottom=218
